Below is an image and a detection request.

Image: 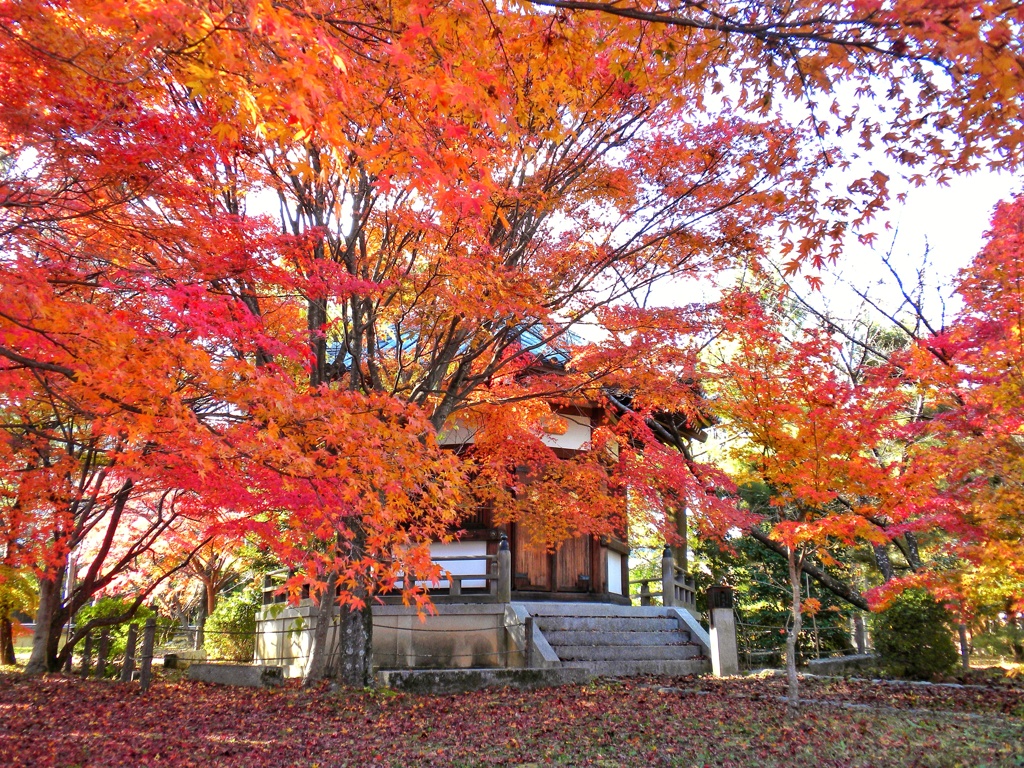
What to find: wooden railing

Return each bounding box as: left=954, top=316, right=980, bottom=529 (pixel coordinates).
left=428, top=554, right=507, bottom=598
left=629, top=547, right=696, bottom=609
left=261, top=538, right=513, bottom=605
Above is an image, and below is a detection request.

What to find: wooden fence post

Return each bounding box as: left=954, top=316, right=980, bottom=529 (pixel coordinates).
left=95, top=630, right=110, bottom=679
left=139, top=618, right=157, bottom=691
left=119, top=623, right=138, bottom=683
left=80, top=633, right=93, bottom=678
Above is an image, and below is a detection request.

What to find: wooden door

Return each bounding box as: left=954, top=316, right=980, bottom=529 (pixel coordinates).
left=556, top=535, right=592, bottom=592
left=514, top=525, right=551, bottom=591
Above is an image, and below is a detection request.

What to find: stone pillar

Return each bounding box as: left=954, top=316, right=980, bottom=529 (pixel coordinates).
left=497, top=534, right=512, bottom=603
left=708, top=586, right=739, bottom=677
left=853, top=613, right=866, bottom=654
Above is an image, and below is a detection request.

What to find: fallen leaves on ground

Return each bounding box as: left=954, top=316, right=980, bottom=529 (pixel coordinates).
left=1, top=673, right=1022, bottom=767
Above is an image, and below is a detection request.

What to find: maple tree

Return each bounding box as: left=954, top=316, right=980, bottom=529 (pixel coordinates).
left=2, top=0, right=1023, bottom=689
left=708, top=285, right=914, bottom=710
left=0, top=0, right=465, bottom=677
left=873, top=195, right=1024, bottom=618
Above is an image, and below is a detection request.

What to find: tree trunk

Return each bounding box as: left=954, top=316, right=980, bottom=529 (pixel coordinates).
left=206, top=578, right=218, bottom=617
left=903, top=532, right=922, bottom=571
left=958, top=623, right=970, bottom=672
left=333, top=600, right=373, bottom=688
left=872, top=544, right=894, bottom=582
left=786, top=546, right=803, bottom=717
left=303, top=571, right=338, bottom=685
left=24, top=575, right=60, bottom=675
left=0, top=616, right=16, bottom=665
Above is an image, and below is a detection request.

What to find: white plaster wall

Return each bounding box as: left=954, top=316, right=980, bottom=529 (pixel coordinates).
left=540, top=414, right=592, bottom=450
left=607, top=551, right=623, bottom=595
left=439, top=415, right=592, bottom=451
left=429, top=540, right=489, bottom=589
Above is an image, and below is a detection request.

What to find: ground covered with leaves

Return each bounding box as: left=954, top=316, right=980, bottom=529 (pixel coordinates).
left=1, top=673, right=1022, bottom=767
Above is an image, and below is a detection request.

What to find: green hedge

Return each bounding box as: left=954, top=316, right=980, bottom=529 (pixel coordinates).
left=204, top=585, right=261, bottom=662
left=873, top=589, right=958, bottom=679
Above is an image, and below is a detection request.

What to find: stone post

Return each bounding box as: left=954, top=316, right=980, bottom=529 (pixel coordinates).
left=708, top=585, right=739, bottom=677
left=497, top=534, right=512, bottom=603
left=525, top=616, right=535, bottom=668
left=661, top=546, right=675, bottom=608
left=853, top=613, right=866, bottom=654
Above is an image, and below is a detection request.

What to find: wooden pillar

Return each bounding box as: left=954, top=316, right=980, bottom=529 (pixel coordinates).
left=119, top=623, right=138, bottom=683
left=673, top=501, right=687, bottom=575
left=139, top=618, right=157, bottom=691
left=661, top=546, right=675, bottom=608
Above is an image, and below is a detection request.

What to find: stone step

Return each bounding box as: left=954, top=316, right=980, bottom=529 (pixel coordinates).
left=517, top=602, right=674, bottom=618
left=564, top=658, right=709, bottom=677
left=555, top=643, right=702, bottom=662
left=543, top=629, right=692, bottom=647
left=535, top=616, right=681, bottom=633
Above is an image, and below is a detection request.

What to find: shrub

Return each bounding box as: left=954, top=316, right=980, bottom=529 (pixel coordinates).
left=204, top=585, right=261, bottom=662
left=75, top=597, right=155, bottom=671
left=873, top=589, right=958, bottom=679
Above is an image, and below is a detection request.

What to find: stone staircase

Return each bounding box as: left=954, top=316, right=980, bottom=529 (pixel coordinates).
left=517, top=602, right=710, bottom=676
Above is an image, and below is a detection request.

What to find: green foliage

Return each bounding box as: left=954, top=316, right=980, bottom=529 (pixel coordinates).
left=696, top=532, right=856, bottom=667
left=693, top=484, right=857, bottom=667
left=0, top=566, right=37, bottom=619
left=972, top=618, right=1024, bottom=662
left=204, top=584, right=260, bottom=662
left=873, top=589, right=959, bottom=679
left=75, top=597, right=154, bottom=664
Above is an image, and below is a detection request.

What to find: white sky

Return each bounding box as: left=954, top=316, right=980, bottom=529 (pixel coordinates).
left=809, top=171, right=1022, bottom=321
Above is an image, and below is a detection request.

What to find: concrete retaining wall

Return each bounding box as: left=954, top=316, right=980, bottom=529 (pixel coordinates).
left=187, top=663, right=283, bottom=688
left=256, top=602, right=523, bottom=678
